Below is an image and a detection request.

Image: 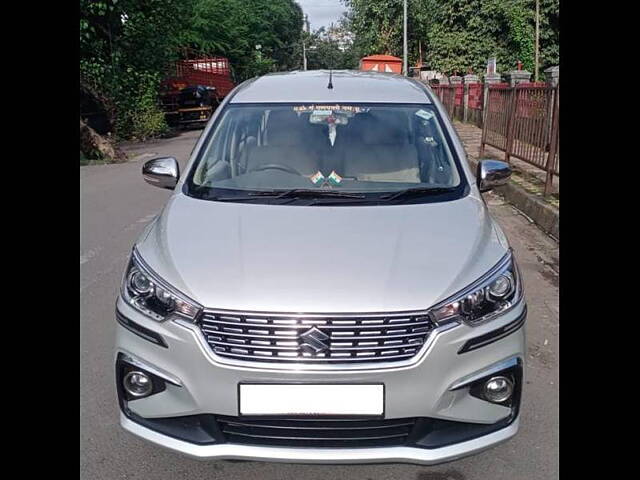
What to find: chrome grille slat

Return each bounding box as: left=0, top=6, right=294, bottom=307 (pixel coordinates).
left=218, top=351, right=417, bottom=362
left=329, top=344, right=417, bottom=351
left=209, top=341, right=299, bottom=351
left=198, top=311, right=436, bottom=364
left=253, top=350, right=273, bottom=356
left=201, top=318, right=433, bottom=330
left=202, top=328, right=426, bottom=341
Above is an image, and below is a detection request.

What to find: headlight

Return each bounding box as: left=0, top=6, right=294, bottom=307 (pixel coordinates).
left=121, top=249, right=202, bottom=322
left=430, top=251, right=523, bottom=326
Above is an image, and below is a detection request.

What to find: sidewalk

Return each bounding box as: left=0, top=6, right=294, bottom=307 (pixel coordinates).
left=453, top=121, right=560, bottom=240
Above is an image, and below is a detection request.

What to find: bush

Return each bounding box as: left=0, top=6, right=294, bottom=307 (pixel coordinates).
left=111, top=71, right=169, bottom=141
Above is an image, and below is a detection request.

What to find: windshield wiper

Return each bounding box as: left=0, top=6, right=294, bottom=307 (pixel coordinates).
left=378, top=186, right=457, bottom=202
left=215, top=189, right=366, bottom=202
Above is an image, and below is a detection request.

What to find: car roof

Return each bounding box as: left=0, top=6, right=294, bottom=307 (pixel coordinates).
left=230, top=70, right=432, bottom=104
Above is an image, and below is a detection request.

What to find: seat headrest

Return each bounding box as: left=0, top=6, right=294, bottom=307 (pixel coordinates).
left=358, top=111, right=409, bottom=145
left=266, top=110, right=305, bottom=146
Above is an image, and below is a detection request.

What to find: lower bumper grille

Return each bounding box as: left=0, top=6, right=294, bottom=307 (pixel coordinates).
left=121, top=410, right=519, bottom=450
left=216, top=416, right=417, bottom=448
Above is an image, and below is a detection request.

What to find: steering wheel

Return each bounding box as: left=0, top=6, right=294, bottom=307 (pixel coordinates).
left=251, top=163, right=303, bottom=176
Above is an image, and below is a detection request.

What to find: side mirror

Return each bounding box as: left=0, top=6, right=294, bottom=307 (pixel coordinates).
left=142, top=157, right=180, bottom=190
left=477, top=159, right=511, bottom=192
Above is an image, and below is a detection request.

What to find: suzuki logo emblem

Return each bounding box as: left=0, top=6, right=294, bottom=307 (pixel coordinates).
left=299, top=326, right=330, bottom=354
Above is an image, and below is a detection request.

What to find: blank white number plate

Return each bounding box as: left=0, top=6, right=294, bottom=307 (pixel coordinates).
left=239, top=384, right=384, bottom=416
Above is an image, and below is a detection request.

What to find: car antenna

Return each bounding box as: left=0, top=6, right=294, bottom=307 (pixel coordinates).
left=328, top=69, right=333, bottom=89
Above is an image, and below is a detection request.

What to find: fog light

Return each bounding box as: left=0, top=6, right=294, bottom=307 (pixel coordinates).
left=123, top=370, right=153, bottom=398
left=483, top=376, right=513, bottom=403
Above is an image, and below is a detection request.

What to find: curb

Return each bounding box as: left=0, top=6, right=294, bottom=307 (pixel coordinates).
left=467, top=157, right=559, bottom=241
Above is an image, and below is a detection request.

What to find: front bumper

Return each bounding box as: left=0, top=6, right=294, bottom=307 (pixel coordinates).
left=115, top=296, right=526, bottom=464
left=121, top=412, right=519, bottom=464
left=178, top=107, right=212, bottom=124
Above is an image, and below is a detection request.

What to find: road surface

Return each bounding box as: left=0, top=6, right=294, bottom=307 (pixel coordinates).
left=80, top=129, right=559, bottom=480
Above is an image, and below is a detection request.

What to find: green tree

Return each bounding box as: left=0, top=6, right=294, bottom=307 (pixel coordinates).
left=538, top=0, right=559, bottom=69
left=302, top=23, right=359, bottom=70
left=80, top=0, right=195, bottom=140
left=184, top=0, right=303, bottom=81
left=342, top=0, right=404, bottom=57
left=420, top=0, right=536, bottom=74
left=342, top=0, right=558, bottom=76
left=80, top=0, right=305, bottom=153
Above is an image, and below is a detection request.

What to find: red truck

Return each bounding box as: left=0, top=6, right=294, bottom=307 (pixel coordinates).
left=160, top=56, right=235, bottom=127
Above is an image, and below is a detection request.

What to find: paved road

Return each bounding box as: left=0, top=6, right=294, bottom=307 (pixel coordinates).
left=80, top=129, right=559, bottom=480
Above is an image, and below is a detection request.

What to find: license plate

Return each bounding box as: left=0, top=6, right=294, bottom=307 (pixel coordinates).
left=239, top=384, right=384, bottom=416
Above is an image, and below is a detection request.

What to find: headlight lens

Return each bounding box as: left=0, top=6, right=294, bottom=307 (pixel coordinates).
left=431, top=252, right=522, bottom=326
left=488, top=273, right=513, bottom=298
left=121, top=250, right=202, bottom=322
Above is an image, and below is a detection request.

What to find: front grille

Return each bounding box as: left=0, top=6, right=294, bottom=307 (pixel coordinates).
left=198, top=311, right=437, bottom=364
left=217, top=416, right=417, bottom=448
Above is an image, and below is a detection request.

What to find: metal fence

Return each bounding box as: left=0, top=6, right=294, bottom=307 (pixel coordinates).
left=431, top=83, right=484, bottom=127
left=431, top=84, right=464, bottom=122
left=480, top=84, right=560, bottom=195
left=466, top=83, right=484, bottom=128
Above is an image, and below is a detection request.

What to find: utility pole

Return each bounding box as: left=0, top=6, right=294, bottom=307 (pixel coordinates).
left=403, top=0, right=408, bottom=76
left=303, top=41, right=307, bottom=71
left=535, top=0, right=540, bottom=81
left=302, top=13, right=309, bottom=71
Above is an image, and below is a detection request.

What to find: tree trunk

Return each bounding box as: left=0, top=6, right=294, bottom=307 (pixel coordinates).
left=80, top=79, right=115, bottom=126
left=80, top=118, right=127, bottom=163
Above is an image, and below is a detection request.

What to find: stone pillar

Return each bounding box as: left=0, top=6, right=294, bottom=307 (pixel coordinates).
left=544, top=66, right=559, bottom=150
left=484, top=73, right=502, bottom=85
left=544, top=66, right=559, bottom=87
left=505, top=69, right=532, bottom=87
left=447, top=76, right=463, bottom=120
left=483, top=72, right=502, bottom=119
left=463, top=74, right=479, bottom=123
left=463, top=74, right=480, bottom=83
left=479, top=72, right=503, bottom=157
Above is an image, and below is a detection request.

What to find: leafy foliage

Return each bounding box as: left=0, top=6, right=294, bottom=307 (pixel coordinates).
left=80, top=0, right=303, bottom=143
left=80, top=0, right=194, bottom=140
left=301, top=24, right=359, bottom=70
left=79, top=0, right=558, bottom=151
left=342, top=0, right=559, bottom=76
left=342, top=0, right=404, bottom=57
left=184, top=0, right=303, bottom=80
left=538, top=0, right=559, bottom=69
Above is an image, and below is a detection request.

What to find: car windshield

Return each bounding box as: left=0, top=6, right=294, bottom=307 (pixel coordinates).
left=185, top=103, right=467, bottom=204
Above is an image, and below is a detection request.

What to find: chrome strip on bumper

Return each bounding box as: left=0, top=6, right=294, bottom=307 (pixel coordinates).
left=121, top=413, right=519, bottom=465
left=119, top=353, right=183, bottom=387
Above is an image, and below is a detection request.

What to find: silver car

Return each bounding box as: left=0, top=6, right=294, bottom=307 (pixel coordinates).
left=115, top=70, right=526, bottom=465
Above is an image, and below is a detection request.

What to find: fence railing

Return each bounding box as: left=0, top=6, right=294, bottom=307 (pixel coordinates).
left=431, top=84, right=464, bottom=122
left=465, top=83, right=483, bottom=128
left=480, top=84, right=559, bottom=196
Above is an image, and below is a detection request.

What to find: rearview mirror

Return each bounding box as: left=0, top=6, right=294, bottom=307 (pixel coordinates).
left=142, top=157, right=180, bottom=190
left=477, top=160, right=511, bottom=192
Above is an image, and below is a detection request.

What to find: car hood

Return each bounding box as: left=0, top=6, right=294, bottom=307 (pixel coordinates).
left=137, top=193, right=508, bottom=313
